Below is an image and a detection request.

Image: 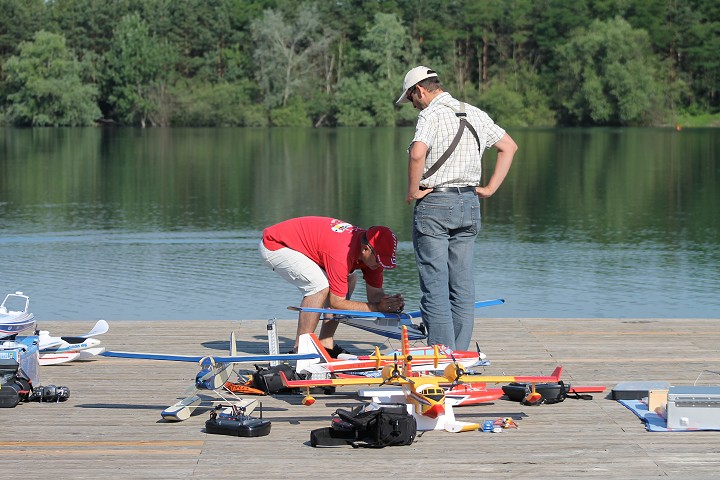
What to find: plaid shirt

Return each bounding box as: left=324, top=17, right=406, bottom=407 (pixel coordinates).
left=410, top=92, right=505, bottom=188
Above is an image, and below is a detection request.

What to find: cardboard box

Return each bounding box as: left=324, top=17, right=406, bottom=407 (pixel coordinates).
left=648, top=389, right=668, bottom=412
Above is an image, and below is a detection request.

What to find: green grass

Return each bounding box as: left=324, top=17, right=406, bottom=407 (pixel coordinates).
left=674, top=112, right=720, bottom=128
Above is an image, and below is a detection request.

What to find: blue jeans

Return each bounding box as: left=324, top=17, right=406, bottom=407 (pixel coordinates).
left=413, top=191, right=480, bottom=350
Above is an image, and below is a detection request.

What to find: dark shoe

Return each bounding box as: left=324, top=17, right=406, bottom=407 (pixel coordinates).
left=328, top=344, right=350, bottom=359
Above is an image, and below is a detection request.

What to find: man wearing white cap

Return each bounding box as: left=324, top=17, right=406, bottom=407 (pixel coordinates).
left=397, top=66, right=517, bottom=350
left=260, top=216, right=404, bottom=356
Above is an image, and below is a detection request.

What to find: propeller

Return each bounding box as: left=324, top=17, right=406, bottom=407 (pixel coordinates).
left=443, top=354, right=466, bottom=386
left=522, top=383, right=544, bottom=405
left=302, top=387, right=316, bottom=406
left=380, top=353, right=412, bottom=385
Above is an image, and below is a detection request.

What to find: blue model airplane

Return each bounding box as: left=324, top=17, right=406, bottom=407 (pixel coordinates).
left=287, top=299, right=505, bottom=341
left=101, top=332, right=319, bottom=421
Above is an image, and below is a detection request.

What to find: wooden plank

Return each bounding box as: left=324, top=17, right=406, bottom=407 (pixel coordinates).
left=2, top=318, right=719, bottom=477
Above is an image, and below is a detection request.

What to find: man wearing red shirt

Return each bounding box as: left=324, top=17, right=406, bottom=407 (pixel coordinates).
left=260, top=216, right=405, bottom=355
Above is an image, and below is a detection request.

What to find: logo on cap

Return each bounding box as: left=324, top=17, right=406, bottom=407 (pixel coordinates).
left=366, top=226, right=397, bottom=269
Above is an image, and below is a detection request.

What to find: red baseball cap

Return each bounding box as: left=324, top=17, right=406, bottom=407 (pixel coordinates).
left=366, top=226, right=397, bottom=269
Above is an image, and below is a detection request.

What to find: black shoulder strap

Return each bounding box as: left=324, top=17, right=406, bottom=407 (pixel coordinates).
left=421, top=103, right=482, bottom=180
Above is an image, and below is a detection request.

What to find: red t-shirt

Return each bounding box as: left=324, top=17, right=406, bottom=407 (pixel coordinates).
left=262, top=216, right=384, bottom=298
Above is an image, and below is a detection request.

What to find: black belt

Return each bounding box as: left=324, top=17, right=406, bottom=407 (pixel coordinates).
left=420, top=186, right=476, bottom=193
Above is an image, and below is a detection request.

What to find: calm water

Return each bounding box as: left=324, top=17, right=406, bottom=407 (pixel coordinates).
left=1, top=127, right=718, bottom=321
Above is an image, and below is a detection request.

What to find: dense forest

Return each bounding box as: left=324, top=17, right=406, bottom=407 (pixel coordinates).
left=0, top=0, right=718, bottom=127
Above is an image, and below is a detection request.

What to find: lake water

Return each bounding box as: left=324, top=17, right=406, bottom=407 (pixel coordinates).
left=1, top=127, right=718, bottom=321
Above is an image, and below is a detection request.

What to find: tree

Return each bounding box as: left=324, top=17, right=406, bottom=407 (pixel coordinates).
left=3, top=30, right=99, bottom=126
left=250, top=3, right=334, bottom=109
left=335, top=12, right=414, bottom=127
left=104, top=13, right=176, bottom=126
left=360, top=13, right=415, bottom=81
left=554, top=17, right=664, bottom=125
left=0, top=0, right=47, bottom=61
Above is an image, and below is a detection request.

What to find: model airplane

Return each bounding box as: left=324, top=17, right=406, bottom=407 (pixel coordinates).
left=100, top=332, right=319, bottom=421
left=295, top=330, right=486, bottom=379
left=38, top=320, right=109, bottom=366
left=288, top=298, right=505, bottom=341
left=280, top=326, right=563, bottom=431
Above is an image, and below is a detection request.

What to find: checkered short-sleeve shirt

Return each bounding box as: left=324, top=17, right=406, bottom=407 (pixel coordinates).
left=410, top=92, right=505, bottom=188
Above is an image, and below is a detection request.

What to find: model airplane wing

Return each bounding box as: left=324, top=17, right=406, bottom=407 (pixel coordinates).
left=280, top=370, right=384, bottom=388
left=101, top=351, right=319, bottom=363
left=404, top=299, right=505, bottom=317
left=287, top=299, right=505, bottom=320
left=281, top=365, right=563, bottom=390
left=287, top=306, right=414, bottom=320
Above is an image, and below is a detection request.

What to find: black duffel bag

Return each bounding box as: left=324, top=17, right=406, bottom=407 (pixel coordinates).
left=251, top=364, right=303, bottom=394
left=311, top=404, right=416, bottom=448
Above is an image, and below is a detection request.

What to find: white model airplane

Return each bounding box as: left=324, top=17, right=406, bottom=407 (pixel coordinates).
left=38, top=320, right=109, bottom=366
left=101, top=332, right=319, bottom=421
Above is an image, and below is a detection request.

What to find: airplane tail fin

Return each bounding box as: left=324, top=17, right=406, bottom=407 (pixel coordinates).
left=550, top=366, right=563, bottom=381
left=230, top=331, right=238, bottom=356
left=401, top=326, right=412, bottom=377
left=295, top=333, right=326, bottom=373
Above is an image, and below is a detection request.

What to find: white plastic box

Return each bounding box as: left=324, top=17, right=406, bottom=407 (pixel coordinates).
left=666, top=386, right=720, bottom=430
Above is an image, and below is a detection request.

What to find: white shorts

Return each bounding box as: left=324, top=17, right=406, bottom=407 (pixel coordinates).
left=259, top=240, right=329, bottom=296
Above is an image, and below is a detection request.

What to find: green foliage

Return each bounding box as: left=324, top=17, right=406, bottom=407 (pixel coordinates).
left=270, top=97, right=312, bottom=127
left=45, top=0, right=137, bottom=55
left=104, top=13, right=176, bottom=126
left=3, top=30, right=100, bottom=126
left=554, top=17, right=664, bottom=126
left=0, top=0, right=47, bottom=59
left=472, top=66, right=556, bottom=127
left=360, top=13, right=415, bottom=81
left=335, top=74, right=395, bottom=127
left=251, top=3, right=335, bottom=109
left=242, top=104, right=270, bottom=127
left=170, top=80, right=256, bottom=126
left=0, top=0, right=717, bottom=127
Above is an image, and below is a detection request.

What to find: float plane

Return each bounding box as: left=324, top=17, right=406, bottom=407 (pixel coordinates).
left=280, top=326, right=563, bottom=431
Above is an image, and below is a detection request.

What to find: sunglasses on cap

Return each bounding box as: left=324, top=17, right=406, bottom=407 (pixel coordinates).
left=406, top=85, right=417, bottom=102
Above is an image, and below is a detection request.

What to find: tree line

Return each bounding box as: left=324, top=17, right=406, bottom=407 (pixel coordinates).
left=0, top=0, right=717, bottom=128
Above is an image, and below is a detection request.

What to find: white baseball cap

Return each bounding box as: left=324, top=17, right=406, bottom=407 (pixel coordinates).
left=396, top=66, right=438, bottom=105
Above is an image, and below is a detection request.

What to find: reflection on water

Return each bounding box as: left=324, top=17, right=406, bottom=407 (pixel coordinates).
left=0, top=127, right=718, bottom=321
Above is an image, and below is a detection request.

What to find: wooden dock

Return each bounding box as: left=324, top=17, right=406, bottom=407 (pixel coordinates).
left=4, top=317, right=720, bottom=479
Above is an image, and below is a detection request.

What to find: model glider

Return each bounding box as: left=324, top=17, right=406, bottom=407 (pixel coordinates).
left=288, top=298, right=505, bottom=341
left=100, top=332, right=319, bottom=421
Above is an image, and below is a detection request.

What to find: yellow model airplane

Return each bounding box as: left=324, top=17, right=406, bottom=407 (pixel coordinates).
left=280, top=326, right=563, bottom=428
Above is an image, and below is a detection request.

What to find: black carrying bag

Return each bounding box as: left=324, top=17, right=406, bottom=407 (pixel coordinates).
left=503, top=381, right=571, bottom=405
left=0, top=358, right=33, bottom=408
left=251, top=364, right=303, bottom=394
left=311, top=404, right=416, bottom=448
